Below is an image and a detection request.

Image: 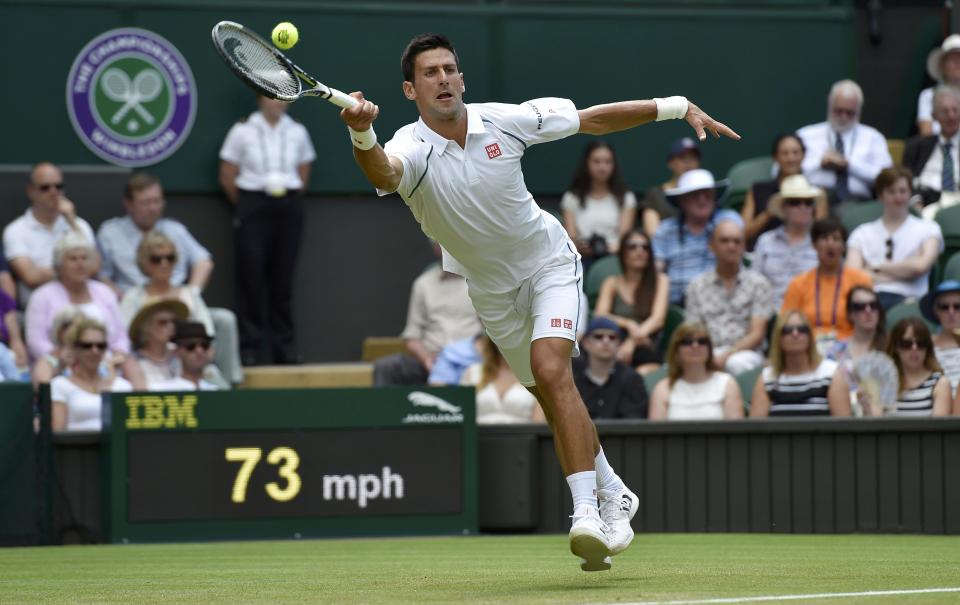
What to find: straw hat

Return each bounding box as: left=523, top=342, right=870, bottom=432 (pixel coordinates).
left=128, top=299, right=189, bottom=344
left=767, top=174, right=827, bottom=219
left=927, top=34, right=960, bottom=82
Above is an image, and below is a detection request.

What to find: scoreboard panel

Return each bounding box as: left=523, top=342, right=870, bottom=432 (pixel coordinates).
left=102, top=387, right=477, bottom=543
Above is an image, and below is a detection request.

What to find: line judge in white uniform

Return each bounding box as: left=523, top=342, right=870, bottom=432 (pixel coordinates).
left=219, top=95, right=316, bottom=366
left=339, top=33, right=740, bottom=572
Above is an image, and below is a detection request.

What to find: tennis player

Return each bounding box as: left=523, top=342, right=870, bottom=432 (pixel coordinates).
left=341, top=33, right=739, bottom=571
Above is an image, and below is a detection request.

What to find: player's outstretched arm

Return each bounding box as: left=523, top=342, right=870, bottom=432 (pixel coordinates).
left=340, top=92, right=405, bottom=193
left=578, top=97, right=740, bottom=142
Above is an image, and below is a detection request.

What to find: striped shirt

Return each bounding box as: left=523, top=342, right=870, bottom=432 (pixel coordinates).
left=893, top=371, right=942, bottom=417
left=652, top=209, right=743, bottom=304
left=763, top=359, right=838, bottom=416
left=752, top=226, right=819, bottom=309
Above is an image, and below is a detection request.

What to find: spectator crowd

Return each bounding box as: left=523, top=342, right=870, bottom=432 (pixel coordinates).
left=12, top=37, right=960, bottom=431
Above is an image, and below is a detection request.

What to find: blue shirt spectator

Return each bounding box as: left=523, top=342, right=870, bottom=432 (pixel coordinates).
left=653, top=169, right=742, bottom=305
left=428, top=334, right=482, bottom=386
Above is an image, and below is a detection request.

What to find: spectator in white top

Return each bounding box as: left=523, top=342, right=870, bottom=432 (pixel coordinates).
left=51, top=318, right=132, bottom=433
left=3, top=162, right=96, bottom=304
left=917, top=35, right=960, bottom=137
left=152, top=321, right=220, bottom=391
left=561, top=140, right=637, bottom=272
left=797, top=80, right=892, bottom=203
left=846, top=166, right=943, bottom=310
left=219, top=95, right=317, bottom=366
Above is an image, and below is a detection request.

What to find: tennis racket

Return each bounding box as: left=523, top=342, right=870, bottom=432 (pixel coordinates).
left=211, top=21, right=358, bottom=109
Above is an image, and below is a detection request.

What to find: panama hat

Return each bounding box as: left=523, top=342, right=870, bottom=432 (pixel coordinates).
left=664, top=168, right=729, bottom=206
left=767, top=174, right=827, bottom=219
left=128, top=299, right=190, bottom=344
left=920, top=280, right=960, bottom=324
left=927, top=34, right=960, bottom=82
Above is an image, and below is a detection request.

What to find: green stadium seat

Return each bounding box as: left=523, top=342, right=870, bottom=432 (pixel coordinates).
left=723, top=156, right=774, bottom=212
left=839, top=200, right=882, bottom=234
left=642, top=364, right=668, bottom=395
left=657, top=304, right=685, bottom=358
left=885, top=299, right=935, bottom=331
left=942, top=250, right=960, bottom=282
left=583, top=255, right=622, bottom=310
left=935, top=204, right=960, bottom=278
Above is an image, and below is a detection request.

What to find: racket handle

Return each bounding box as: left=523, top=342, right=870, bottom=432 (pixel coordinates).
left=327, top=88, right=359, bottom=109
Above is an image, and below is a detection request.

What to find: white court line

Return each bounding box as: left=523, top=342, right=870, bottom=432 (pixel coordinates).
left=586, top=586, right=960, bottom=605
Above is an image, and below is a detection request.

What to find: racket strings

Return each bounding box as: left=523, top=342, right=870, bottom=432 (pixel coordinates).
left=213, top=25, right=300, bottom=99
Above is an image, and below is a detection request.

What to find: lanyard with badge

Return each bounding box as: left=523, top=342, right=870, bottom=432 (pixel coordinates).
left=814, top=268, right=842, bottom=352
left=257, top=120, right=288, bottom=197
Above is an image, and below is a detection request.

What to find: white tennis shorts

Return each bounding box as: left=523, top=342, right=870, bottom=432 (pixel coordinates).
left=467, top=245, right=587, bottom=387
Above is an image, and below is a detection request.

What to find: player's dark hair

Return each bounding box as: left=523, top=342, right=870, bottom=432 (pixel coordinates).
left=567, top=140, right=629, bottom=208
left=616, top=230, right=657, bottom=322
left=401, top=33, right=460, bottom=83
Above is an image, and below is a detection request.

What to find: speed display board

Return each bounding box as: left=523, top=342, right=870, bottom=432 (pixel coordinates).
left=103, top=387, right=477, bottom=543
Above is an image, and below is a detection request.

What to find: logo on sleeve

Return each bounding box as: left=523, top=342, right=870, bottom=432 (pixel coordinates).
left=551, top=318, right=574, bottom=330
left=485, top=143, right=502, bottom=159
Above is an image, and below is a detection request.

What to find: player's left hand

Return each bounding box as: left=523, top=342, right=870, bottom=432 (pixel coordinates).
left=685, top=101, right=740, bottom=142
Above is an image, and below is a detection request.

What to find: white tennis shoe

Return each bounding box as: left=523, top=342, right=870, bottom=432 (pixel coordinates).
left=598, top=486, right=639, bottom=555
left=569, top=505, right=612, bottom=572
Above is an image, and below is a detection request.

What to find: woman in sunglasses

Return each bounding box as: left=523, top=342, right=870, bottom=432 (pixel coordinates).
left=750, top=311, right=849, bottom=417
left=877, top=318, right=951, bottom=416
left=920, top=280, right=960, bottom=395
left=846, top=166, right=943, bottom=310
left=128, top=299, right=190, bottom=389
left=119, top=230, right=214, bottom=337
left=648, top=322, right=743, bottom=420
left=51, top=318, right=132, bottom=432
left=826, top=286, right=887, bottom=400
left=595, top=229, right=669, bottom=374
left=25, top=232, right=145, bottom=389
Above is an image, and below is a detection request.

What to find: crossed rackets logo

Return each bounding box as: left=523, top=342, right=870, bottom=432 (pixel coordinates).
left=100, top=67, right=164, bottom=131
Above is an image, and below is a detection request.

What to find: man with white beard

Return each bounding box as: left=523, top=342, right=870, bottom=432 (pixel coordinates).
left=797, top=79, right=892, bottom=203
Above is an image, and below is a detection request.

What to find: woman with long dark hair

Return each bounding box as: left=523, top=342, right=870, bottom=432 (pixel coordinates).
left=878, top=318, right=951, bottom=416
left=561, top=140, right=636, bottom=270
left=594, top=230, right=669, bottom=374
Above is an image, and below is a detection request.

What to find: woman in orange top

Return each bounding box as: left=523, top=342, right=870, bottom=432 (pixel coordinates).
left=781, top=217, right=873, bottom=351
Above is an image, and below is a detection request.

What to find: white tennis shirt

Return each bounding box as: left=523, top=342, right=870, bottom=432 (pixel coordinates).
left=379, top=98, right=580, bottom=293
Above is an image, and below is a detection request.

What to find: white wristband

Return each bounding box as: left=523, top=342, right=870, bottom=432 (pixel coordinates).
left=654, top=96, right=689, bottom=121
left=348, top=126, right=377, bottom=151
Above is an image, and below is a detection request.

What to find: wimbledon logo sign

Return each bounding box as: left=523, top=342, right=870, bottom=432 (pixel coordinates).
left=66, top=28, right=197, bottom=167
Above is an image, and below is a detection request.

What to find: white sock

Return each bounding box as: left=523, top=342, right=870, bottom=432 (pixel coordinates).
left=566, top=470, right=598, bottom=513
left=595, top=449, right=625, bottom=494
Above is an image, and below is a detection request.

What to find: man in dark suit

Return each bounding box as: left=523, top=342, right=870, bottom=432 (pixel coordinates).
left=903, top=85, right=960, bottom=207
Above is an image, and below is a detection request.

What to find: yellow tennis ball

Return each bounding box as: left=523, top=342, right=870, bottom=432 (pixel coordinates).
left=271, top=22, right=299, bottom=50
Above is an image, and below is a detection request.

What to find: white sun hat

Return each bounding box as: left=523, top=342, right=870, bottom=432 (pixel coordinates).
left=663, top=168, right=729, bottom=205
left=927, top=34, right=960, bottom=82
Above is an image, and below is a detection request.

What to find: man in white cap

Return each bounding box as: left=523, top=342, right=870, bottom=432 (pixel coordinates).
left=652, top=168, right=742, bottom=306
left=797, top=79, right=892, bottom=203
left=918, top=34, right=960, bottom=137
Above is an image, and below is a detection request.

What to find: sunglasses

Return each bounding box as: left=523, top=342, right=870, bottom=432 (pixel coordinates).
left=784, top=199, right=815, bottom=208
left=885, top=237, right=894, bottom=261
left=149, top=254, right=176, bottom=265
left=898, top=338, right=928, bottom=351
left=850, top=301, right=880, bottom=313
left=678, top=336, right=710, bottom=347
left=180, top=340, right=212, bottom=352
left=624, top=241, right=651, bottom=252
left=76, top=341, right=107, bottom=351
left=937, top=302, right=960, bottom=312
left=36, top=182, right=64, bottom=192
left=781, top=324, right=812, bottom=336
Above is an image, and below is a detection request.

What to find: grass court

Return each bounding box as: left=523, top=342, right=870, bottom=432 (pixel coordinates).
left=2, top=533, right=959, bottom=604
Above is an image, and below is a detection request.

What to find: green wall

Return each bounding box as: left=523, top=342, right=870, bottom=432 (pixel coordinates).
left=0, top=0, right=855, bottom=194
